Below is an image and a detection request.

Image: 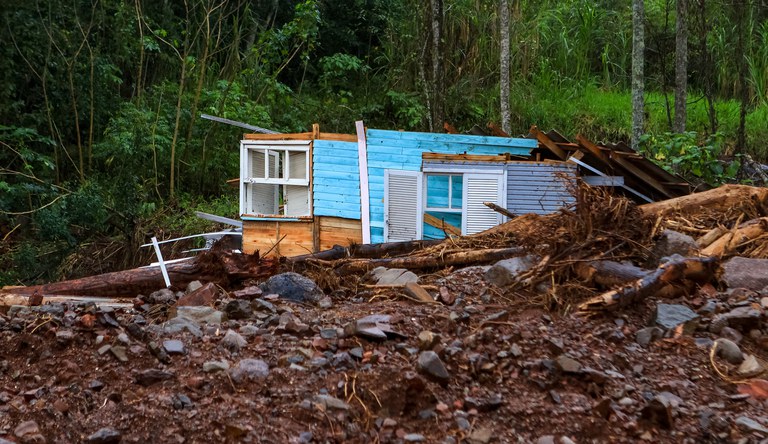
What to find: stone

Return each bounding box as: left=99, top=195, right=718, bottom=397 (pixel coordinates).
left=635, top=327, right=663, bottom=347
left=158, top=317, right=202, bottom=337
left=403, top=282, right=434, bottom=303
left=723, top=257, right=768, bottom=291
left=203, top=360, right=230, bottom=372
left=173, top=306, right=223, bottom=325
left=345, top=314, right=405, bottom=340
left=14, top=420, right=45, bottom=444
left=536, top=437, right=555, bottom=444
left=221, top=329, right=247, bottom=353
left=403, top=434, right=426, bottom=442
left=640, top=395, right=674, bottom=429
left=714, top=338, right=744, bottom=364
left=232, top=286, right=263, bottom=299
left=313, top=394, right=350, bottom=410
left=735, top=416, right=768, bottom=434
left=418, top=331, right=439, bottom=350
left=719, top=326, right=744, bottom=343
left=228, top=358, right=269, bottom=384
left=466, top=427, right=493, bottom=444
left=224, top=299, right=253, bottom=320
left=737, top=354, right=763, bottom=377
left=654, top=303, right=699, bottom=332
left=55, top=329, right=74, bottom=346
left=417, top=351, right=450, bottom=382
left=371, top=267, right=419, bottom=285
left=259, top=272, right=324, bottom=304
left=85, top=428, right=122, bottom=444
left=171, top=393, right=194, bottom=410
left=148, top=341, right=170, bottom=364
left=135, top=369, right=174, bottom=387
left=162, top=339, right=185, bottom=355
left=147, top=288, right=176, bottom=304
left=651, top=230, right=699, bottom=261
left=109, top=346, right=128, bottom=362
left=484, top=255, right=539, bottom=287
left=186, top=280, right=203, bottom=293
left=177, top=282, right=218, bottom=306
left=555, top=355, right=582, bottom=373
left=720, top=306, right=763, bottom=332
left=251, top=298, right=276, bottom=313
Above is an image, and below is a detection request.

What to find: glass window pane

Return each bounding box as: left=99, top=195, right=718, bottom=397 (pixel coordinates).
left=426, top=175, right=450, bottom=208
left=450, top=175, right=463, bottom=208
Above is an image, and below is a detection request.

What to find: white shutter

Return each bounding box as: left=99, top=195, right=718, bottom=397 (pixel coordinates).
left=284, top=185, right=309, bottom=216
left=384, top=170, right=423, bottom=242
left=462, top=174, right=504, bottom=235
left=246, top=183, right=278, bottom=215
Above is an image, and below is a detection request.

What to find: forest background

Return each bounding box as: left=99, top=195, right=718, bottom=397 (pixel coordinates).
left=1, top=0, right=767, bottom=286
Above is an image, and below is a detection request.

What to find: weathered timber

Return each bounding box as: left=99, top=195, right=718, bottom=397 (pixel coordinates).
left=639, top=184, right=768, bottom=218
left=423, top=213, right=461, bottom=236
left=573, top=260, right=651, bottom=289
left=577, top=256, right=719, bottom=313
left=335, top=247, right=525, bottom=274
left=483, top=201, right=517, bottom=220
left=288, top=239, right=444, bottom=263
left=4, top=250, right=277, bottom=298
left=0, top=294, right=133, bottom=308
left=700, top=217, right=768, bottom=257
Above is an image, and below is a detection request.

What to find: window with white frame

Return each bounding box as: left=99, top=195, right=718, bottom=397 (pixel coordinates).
left=240, top=141, right=311, bottom=217
left=425, top=174, right=463, bottom=212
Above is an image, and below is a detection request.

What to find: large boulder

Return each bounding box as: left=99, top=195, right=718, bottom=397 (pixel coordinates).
left=259, top=272, right=325, bottom=304
left=484, top=255, right=539, bottom=287
left=722, top=257, right=768, bottom=291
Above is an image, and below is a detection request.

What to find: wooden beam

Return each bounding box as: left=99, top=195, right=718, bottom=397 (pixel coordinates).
left=575, top=134, right=609, bottom=163
left=530, top=125, right=567, bottom=160
left=356, top=120, right=371, bottom=244
left=483, top=202, right=516, bottom=219
left=243, top=132, right=313, bottom=140
left=423, top=213, right=461, bottom=236
left=608, top=152, right=673, bottom=199
left=422, top=152, right=511, bottom=162
left=318, top=133, right=357, bottom=142
left=443, top=122, right=459, bottom=134
left=487, top=122, right=510, bottom=137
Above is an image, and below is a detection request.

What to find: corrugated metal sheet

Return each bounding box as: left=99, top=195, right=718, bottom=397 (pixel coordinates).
left=506, top=161, right=576, bottom=215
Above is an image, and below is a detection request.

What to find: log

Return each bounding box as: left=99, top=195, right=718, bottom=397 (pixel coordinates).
left=573, top=260, right=651, bottom=289
left=335, top=247, right=525, bottom=274
left=0, top=293, right=133, bottom=308
left=700, top=217, right=768, bottom=257
left=639, top=184, right=768, bottom=218
left=577, top=256, right=719, bottom=314
left=288, top=239, right=444, bottom=263
left=483, top=202, right=517, bottom=219
left=696, top=226, right=728, bottom=248
left=3, top=250, right=277, bottom=298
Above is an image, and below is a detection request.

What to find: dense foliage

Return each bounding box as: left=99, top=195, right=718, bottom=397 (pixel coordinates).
left=1, top=0, right=767, bottom=285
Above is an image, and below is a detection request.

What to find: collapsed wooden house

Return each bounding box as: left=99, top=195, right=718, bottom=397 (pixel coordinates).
left=238, top=123, right=691, bottom=256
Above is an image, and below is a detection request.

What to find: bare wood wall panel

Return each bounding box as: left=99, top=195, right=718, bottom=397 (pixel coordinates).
left=319, top=217, right=362, bottom=251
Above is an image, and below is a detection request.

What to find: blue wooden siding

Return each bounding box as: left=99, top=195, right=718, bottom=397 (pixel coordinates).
left=506, top=161, right=577, bottom=215
left=312, top=140, right=361, bottom=220
left=366, top=129, right=536, bottom=243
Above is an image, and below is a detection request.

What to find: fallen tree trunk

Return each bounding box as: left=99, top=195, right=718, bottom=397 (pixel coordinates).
left=3, top=250, right=277, bottom=298
left=700, top=217, right=768, bottom=257
left=334, top=247, right=525, bottom=274
left=639, top=184, right=768, bottom=218
left=577, top=256, right=719, bottom=314
left=573, top=260, right=651, bottom=289
left=288, top=239, right=444, bottom=263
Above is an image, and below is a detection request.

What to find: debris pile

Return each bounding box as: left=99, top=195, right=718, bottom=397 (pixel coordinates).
left=1, top=184, right=768, bottom=443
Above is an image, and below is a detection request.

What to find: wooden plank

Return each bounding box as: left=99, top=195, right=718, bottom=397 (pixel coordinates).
left=356, top=120, right=371, bottom=245
left=319, top=216, right=363, bottom=230
left=319, top=132, right=357, bottom=142
left=244, top=133, right=313, bottom=140
left=423, top=213, right=461, bottom=236
left=422, top=152, right=512, bottom=162
left=366, top=128, right=539, bottom=148
left=575, top=134, right=609, bottom=163
left=366, top=140, right=532, bottom=157
left=530, top=125, right=567, bottom=160
left=608, top=153, right=673, bottom=199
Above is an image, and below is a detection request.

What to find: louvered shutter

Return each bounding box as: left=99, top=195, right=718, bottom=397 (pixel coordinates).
left=462, top=174, right=504, bottom=235
left=284, top=185, right=309, bottom=216
left=384, top=170, right=423, bottom=242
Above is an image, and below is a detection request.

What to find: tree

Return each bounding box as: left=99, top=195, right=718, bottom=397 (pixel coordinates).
left=632, top=0, right=645, bottom=150
left=427, top=0, right=444, bottom=132
left=674, top=0, right=688, bottom=133
left=500, top=0, right=511, bottom=134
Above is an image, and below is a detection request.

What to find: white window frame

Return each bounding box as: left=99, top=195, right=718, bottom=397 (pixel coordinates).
left=240, top=140, right=311, bottom=217
left=424, top=173, right=463, bottom=213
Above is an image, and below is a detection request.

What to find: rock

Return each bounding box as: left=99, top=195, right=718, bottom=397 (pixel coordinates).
left=466, top=427, right=493, bottom=444
left=417, top=351, right=450, bottom=382
left=720, top=306, right=763, bottom=332
left=555, top=355, right=582, bottom=374
left=109, top=346, right=128, bottom=363
left=403, top=433, right=426, bottom=442
left=722, top=257, right=768, bottom=291
left=85, top=428, right=122, bottom=444
left=158, top=317, right=203, bottom=337
left=719, top=326, right=743, bottom=343
left=147, top=288, right=176, bottom=304
left=635, top=327, right=663, bottom=347
left=654, top=303, right=699, bottom=333
left=171, top=393, right=194, bottom=410
left=371, top=267, right=419, bottom=285
left=228, top=358, right=269, bottom=384
left=203, top=360, right=230, bottom=372
left=232, top=285, right=263, bottom=299
left=418, top=331, right=439, bottom=350
left=735, top=416, right=768, bottom=434
left=484, top=254, right=539, bottom=287
left=135, top=369, right=174, bottom=386
left=313, top=394, right=350, bottom=410
left=221, top=329, right=247, bottom=353
left=438, top=286, right=456, bottom=305
left=536, top=437, right=555, bottom=444
left=714, top=338, right=745, bottom=364
left=345, top=314, right=406, bottom=340
left=173, top=306, right=223, bottom=325
left=148, top=341, right=170, bottom=364
left=186, top=280, right=203, bottom=293
left=278, top=313, right=310, bottom=335
left=651, top=230, right=699, bottom=261
left=737, top=354, right=763, bottom=377
left=640, top=395, right=674, bottom=429
left=177, top=282, right=218, bottom=306
left=403, top=282, right=434, bottom=303
left=55, top=329, right=74, bottom=346
left=259, top=272, right=324, bottom=304
left=224, top=299, right=253, bottom=320
left=162, top=339, right=186, bottom=355
left=14, top=420, right=45, bottom=444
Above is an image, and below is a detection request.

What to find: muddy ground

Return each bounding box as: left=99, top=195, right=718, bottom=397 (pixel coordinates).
left=1, top=263, right=767, bottom=444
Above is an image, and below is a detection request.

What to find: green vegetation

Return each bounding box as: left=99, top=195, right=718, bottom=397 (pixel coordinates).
left=1, top=0, right=767, bottom=285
